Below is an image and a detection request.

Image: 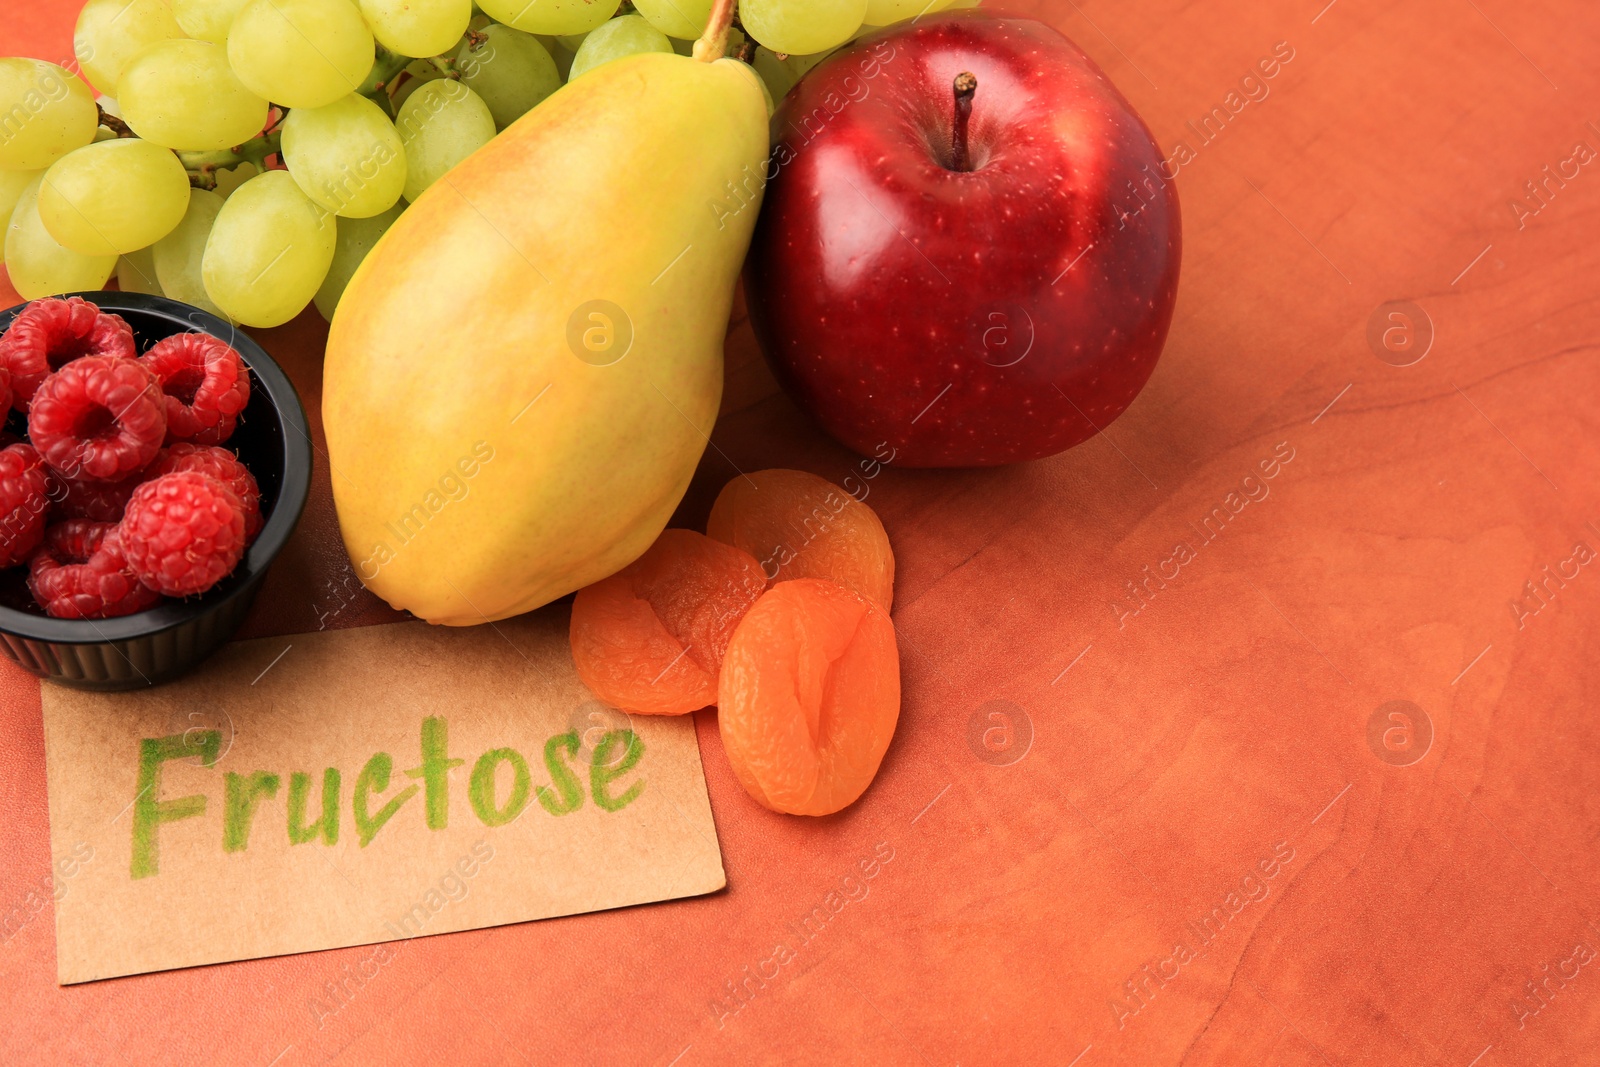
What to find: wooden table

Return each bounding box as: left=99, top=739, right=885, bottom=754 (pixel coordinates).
left=3, top=0, right=1598, bottom=1063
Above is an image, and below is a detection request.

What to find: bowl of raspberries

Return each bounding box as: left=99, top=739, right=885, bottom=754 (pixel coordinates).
left=0, top=291, right=311, bottom=690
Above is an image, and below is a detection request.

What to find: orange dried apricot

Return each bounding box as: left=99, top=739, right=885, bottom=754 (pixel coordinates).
left=570, top=529, right=767, bottom=716
left=706, top=469, right=894, bottom=611
left=718, top=578, right=901, bottom=816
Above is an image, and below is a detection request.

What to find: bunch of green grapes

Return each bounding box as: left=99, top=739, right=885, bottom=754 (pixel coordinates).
left=2, top=0, right=971, bottom=325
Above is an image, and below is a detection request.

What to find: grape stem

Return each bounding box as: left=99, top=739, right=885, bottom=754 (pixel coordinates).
left=359, top=45, right=413, bottom=97
left=950, top=72, right=977, bottom=172
left=354, top=46, right=413, bottom=118
left=694, top=0, right=738, bottom=62
left=426, top=55, right=462, bottom=79
left=178, top=131, right=282, bottom=190
left=96, top=103, right=134, bottom=139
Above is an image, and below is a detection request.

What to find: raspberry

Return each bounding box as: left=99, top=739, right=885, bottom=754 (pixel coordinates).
left=50, top=466, right=149, bottom=523
left=0, top=443, right=50, bottom=567
left=27, top=520, right=161, bottom=619
left=119, top=471, right=246, bottom=596
left=0, top=364, right=12, bottom=415
left=29, top=355, right=167, bottom=482
left=138, top=333, right=250, bottom=446
left=151, top=443, right=263, bottom=540
left=0, top=297, right=136, bottom=410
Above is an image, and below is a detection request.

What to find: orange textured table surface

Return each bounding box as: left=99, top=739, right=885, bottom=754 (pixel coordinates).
left=4, top=1, right=1600, bottom=1064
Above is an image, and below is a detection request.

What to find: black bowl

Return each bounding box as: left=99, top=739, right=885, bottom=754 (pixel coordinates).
left=0, top=292, right=311, bottom=690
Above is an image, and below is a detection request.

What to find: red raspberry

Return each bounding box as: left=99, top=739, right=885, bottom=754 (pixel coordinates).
left=29, top=355, right=167, bottom=482
left=119, top=471, right=246, bottom=596
left=0, top=297, right=136, bottom=410
left=49, top=466, right=149, bottom=523
left=138, top=333, right=250, bottom=446
left=151, top=443, right=262, bottom=540
left=0, top=364, right=12, bottom=415
left=27, top=520, right=161, bottom=619
left=0, top=443, right=50, bottom=567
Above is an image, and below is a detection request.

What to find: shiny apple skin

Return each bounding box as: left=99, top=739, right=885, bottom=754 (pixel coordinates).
left=744, top=12, right=1181, bottom=468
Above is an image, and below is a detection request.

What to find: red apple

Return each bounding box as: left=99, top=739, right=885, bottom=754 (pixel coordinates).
left=744, top=11, right=1181, bottom=468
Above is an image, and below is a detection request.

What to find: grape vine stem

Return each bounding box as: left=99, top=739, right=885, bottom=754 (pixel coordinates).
left=96, top=103, right=133, bottom=139
left=178, top=131, right=282, bottom=190
left=426, top=55, right=463, bottom=79
left=357, top=45, right=412, bottom=116
left=359, top=45, right=413, bottom=96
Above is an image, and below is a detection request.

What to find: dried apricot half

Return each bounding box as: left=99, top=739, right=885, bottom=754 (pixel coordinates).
left=718, top=578, right=901, bottom=816
left=707, top=469, right=894, bottom=611
left=570, top=529, right=767, bottom=716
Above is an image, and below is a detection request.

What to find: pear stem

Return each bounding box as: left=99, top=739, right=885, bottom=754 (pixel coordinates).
left=694, top=0, right=738, bottom=62
left=951, top=72, right=977, bottom=172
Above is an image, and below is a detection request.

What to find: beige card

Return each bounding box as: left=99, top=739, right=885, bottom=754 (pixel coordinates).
left=40, top=614, right=725, bottom=985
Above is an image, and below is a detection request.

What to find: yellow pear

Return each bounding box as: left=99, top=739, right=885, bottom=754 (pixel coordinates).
left=324, top=22, right=768, bottom=625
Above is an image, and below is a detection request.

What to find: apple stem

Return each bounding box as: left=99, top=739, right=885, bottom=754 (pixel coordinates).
left=694, top=0, right=739, bottom=62
left=951, top=72, right=978, bottom=172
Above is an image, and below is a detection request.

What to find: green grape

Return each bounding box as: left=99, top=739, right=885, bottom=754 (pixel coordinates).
left=569, top=15, right=674, bottom=80
left=863, top=0, right=953, bottom=23
left=172, top=0, right=253, bottom=44
left=0, top=168, right=40, bottom=259
left=228, top=0, right=376, bottom=110
left=751, top=47, right=797, bottom=101
left=202, top=170, right=336, bottom=327
left=741, top=0, right=866, bottom=56
left=750, top=46, right=835, bottom=103
left=314, top=201, right=402, bottom=320
left=153, top=187, right=227, bottom=316
left=557, top=31, right=590, bottom=51
left=117, top=244, right=162, bottom=295
left=475, top=0, right=622, bottom=36
left=395, top=80, right=495, bottom=202
left=119, top=40, right=269, bottom=151
left=3, top=176, right=117, bottom=299
left=39, top=138, right=191, bottom=256
left=632, top=0, right=712, bottom=40
left=789, top=49, right=840, bottom=79
left=74, top=0, right=186, bottom=96
left=213, top=160, right=257, bottom=198
left=454, top=24, right=561, bottom=129
left=282, top=94, right=406, bottom=218
left=390, top=60, right=443, bottom=112
left=0, top=59, right=99, bottom=172
left=535, top=35, right=577, bottom=80
left=751, top=59, right=775, bottom=115
left=362, top=0, right=472, bottom=59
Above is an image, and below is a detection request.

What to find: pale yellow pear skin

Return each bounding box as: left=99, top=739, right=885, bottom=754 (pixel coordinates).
left=323, top=53, right=769, bottom=625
